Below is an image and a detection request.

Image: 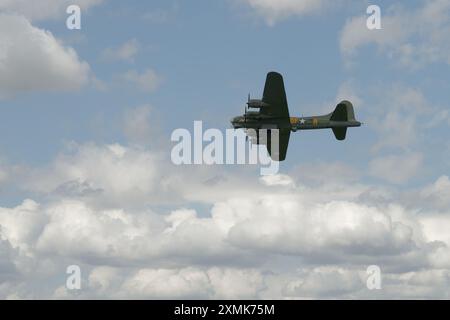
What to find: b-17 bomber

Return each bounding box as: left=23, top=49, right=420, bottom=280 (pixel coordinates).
left=231, top=72, right=362, bottom=161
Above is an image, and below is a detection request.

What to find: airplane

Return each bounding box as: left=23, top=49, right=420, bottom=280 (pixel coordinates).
left=230, top=71, right=362, bottom=161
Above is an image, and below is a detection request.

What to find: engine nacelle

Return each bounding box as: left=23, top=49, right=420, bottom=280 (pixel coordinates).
left=247, top=99, right=270, bottom=109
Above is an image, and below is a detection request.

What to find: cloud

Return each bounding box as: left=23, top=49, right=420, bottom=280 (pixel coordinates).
left=284, top=266, right=364, bottom=298
left=340, top=0, right=450, bottom=67
left=51, top=266, right=265, bottom=299
left=119, top=268, right=212, bottom=299
left=420, top=214, right=450, bottom=247
left=369, top=152, right=424, bottom=184
left=0, top=14, right=90, bottom=97
left=369, top=86, right=430, bottom=152
left=1, top=99, right=450, bottom=299
left=238, top=0, right=331, bottom=25
left=123, top=105, right=158, bottom=147
left=35, top=200, right=162, bottom=262
left=0, top=0, right=104, bottom=21
left=345, top=82, right=447, bottom=160
left=101, top=39, right=140, bottom=63
left=1, top=147, right=450, bottom=298
left=260, top=174, right=295, bottom=187
left=0, top=237, right=18, bottom=282
left=225, top=199, right=420, bottom=259
left=1, top=138, right=447, bottom=296
left=122, top=69, right=162, bottom=93
left=24, top=143, right=163, bottom=207
left=418, top=176, right=450, bottom=211
left=0, top=200, right=45, bottom=255
left=335, top=80, right=363, bottom=109
left=291, top=161, right=360, bottom=186
left=119, top=267, right=263, bottom=299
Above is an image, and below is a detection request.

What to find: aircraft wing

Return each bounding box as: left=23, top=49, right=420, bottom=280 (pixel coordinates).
left=261, top=72, right=291, bottom=160
left=266, top=128, right=291, bottom=161
left=261, top=72, right=290, bottom=119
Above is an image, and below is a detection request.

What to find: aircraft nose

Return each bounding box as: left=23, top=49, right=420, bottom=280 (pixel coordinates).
left=231, top=116, right=242, bottom=128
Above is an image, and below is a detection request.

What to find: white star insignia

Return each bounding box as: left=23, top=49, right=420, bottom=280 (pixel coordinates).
left=300, top=118, right=306, bottom=124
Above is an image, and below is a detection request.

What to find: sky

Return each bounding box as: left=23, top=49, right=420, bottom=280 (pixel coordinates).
left=0, top=0, right=450, bottom=299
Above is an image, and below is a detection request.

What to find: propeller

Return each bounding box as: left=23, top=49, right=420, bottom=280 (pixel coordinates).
left=244, top=105, right=247, bottom=123
left=244, top=93, right=250, bottom=124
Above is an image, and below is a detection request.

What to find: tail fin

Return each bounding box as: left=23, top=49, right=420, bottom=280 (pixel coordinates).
left=330, top=100, right=355, bottom=122
left=330, top=100, right=355, bottom=141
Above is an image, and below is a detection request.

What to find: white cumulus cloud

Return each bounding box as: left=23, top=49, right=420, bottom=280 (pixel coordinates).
left=340, top=0, right=450, bottom=67
left=0, top=14, right=90, bottom=97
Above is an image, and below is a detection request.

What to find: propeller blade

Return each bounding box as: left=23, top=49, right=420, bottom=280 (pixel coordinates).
left=244, top=105, right=247, bottom=123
